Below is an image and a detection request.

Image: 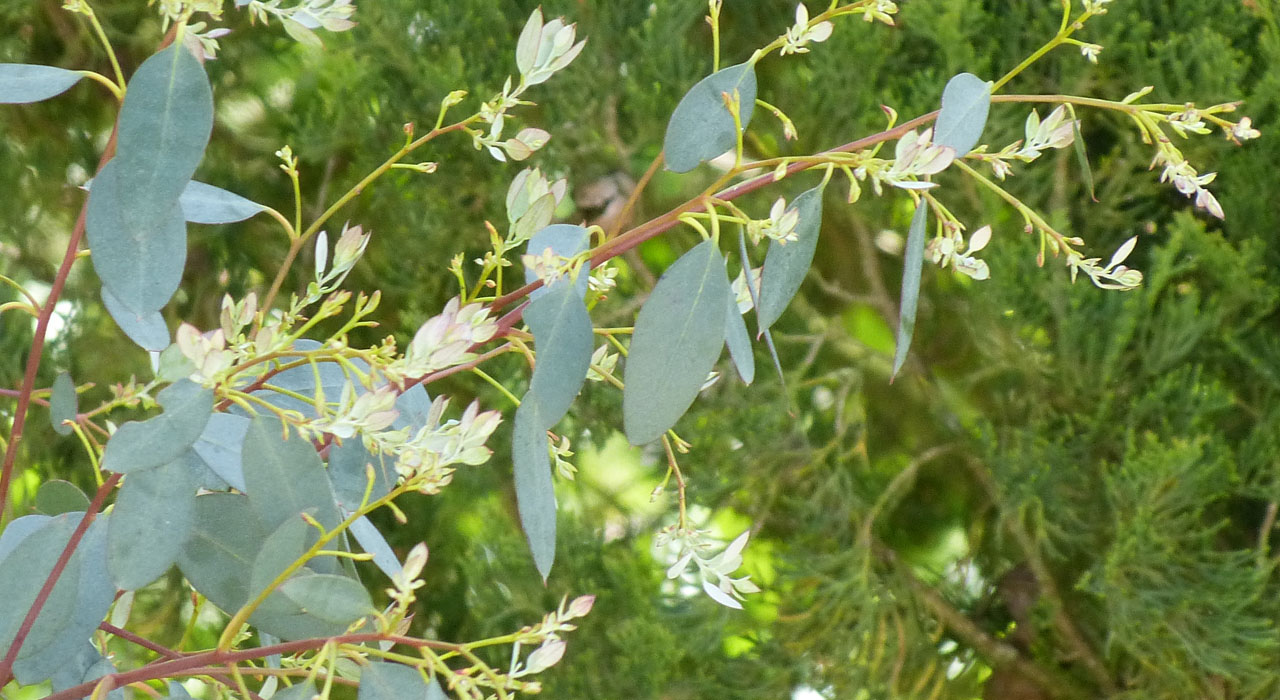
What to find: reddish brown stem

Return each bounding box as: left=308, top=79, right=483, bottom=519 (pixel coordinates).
left=0, top=472, right=121, bottom=685
left=99, top=623, right=266, bottom=700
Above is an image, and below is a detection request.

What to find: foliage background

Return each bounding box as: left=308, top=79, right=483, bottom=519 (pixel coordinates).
left=2, top=1, right=1279, bottom=698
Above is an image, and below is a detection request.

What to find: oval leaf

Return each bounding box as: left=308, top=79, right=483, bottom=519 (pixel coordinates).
left=663, top=62, right=758, bottom=173
left=100, top=379, right=214, bottom=474
left=278, top=573, right=374, bottom=625
left=85, top=160, right=188, bottom=315
left=359, top=661, right=444, bottom=700
left=512, top=400, right=556, bottom=581
left=49, top=372, right=78, bottom=436
left=525, top=280, right=593, bottom=427
left=180, top=180, right=266, bottom=224
left=101, top=284, right=170, bottom=351
left=176, top=492, right=265, bottom=612
left=933, top=72, right=991, bottom=156
left=329, top=439, right=396, bottom=511
left=108, top=457, right=197, bottom=590
left=723, top=272, right=754, bottom=385
left=757, top=186, right=824, bottom=331
left=249, top=514, right=321, bottom=598
left=0, top=63, right=84, bottom=104
left=241, top=413, right=343, bottom=534
left=0, top=515, right=83, bottom=664
left=524, top=224, right=590, bottom=301
left=115, top=43, right=214, bottom=205
left=623, top=239, right=731, bottom=444
left=35, top=480, right=90, bottom=516
left=891, top=200, right=929, bottom=380
left=191, top=412, right=250, bottom=491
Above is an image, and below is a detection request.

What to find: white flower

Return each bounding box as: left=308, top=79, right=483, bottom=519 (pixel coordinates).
left=731, top=267, right=762, bottom=313
left=516, top=8, right=587, bottom=86
left=882, top=128, right=955, bottom=190
left=746, top=197, right=800, bottom=245
left=396, top=298, right=499, bottom=378
left=1017, top=106, right=1077, bottom=161
left=1080, top=43, right=1102, bottom=63
left=1151, top=148, right=1225, bottom=219
left=1067, top=235, right=1144, bottom=290
left=313, top=383, right=399, bottom=440
left=1230, top=117, right=1260, bottom=141
left=390, top=397, right=503, bottom=493
left=585, top=344, right=618, bottom=382
left=927, top=225, right=991, bottom=281
left=176, top=324, right=234, bottom=385
left=781, top=3, right=834, bottom=55
left=657, top=526, right=760, bottom=610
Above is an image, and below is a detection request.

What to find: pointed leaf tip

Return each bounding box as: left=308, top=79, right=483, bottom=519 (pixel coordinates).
left=892, top=201, right=929, bottom=380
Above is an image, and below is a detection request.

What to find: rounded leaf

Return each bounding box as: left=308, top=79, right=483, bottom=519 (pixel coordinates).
left=100, top=379, right=214, bottom=474
left=757, top=186, right=825, bottom=331
left=933, top=72, right=991, bottom=156
left=525, top=280, right=593, bottom=427
left=0, top=63, right=84, bottom=104
left=49, top=372, right=78, bottom=436
left=101, top=285, right=170, bottom=351
left=663, top=62, right=758, bottom=173
left=108, top=457, right=197, bottom=590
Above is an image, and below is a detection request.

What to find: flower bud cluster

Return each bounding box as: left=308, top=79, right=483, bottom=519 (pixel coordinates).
left=1067, top=235, right=1143, bottom=290
left=927, top=225, right=991, bottom=281
left=379, top=397, right=503, bottom=494
left=507, top=167, right=568, bottom=245
left=745, top=197, right=800, bottom=245
left=874, top=128, right=955, bottom=193
left=655, top=526, right=760, bottom=609
left=392, top=297, right=499, bottom=378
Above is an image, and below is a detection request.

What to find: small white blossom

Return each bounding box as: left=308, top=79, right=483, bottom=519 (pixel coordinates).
left=1230, top=117, right=1260, bottom=141
left=881, top=128, right=955, bottom=191
left=394, top=298, right=499, bottom=378
left=313, top=383, right=399, bottom=440
left=585, top=344, right=618, bottom=382
left=1151, top=147, right=1224, bottom=219
left=1080, top=43, right=1102, bottom=63
left=781, top=3, right=834, bottom=56
left=1167, top=106, right=1210, bottom=137
left=746, top=197, right=801, bottom=245
left=656, top=526, right=760, bottom=610
left=927, top=225, right=991, bottom=281
left=176, top=324, right=234, bottom=385
left=515, top=8, right=587, bottom=86
left=731, top=267, right=762, bottom=314
left=1067, top=235, right=1144, bottom=290
left=389, top=397, right=503, bottom=493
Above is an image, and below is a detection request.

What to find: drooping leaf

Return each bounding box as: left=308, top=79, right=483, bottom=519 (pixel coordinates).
left=84, top=160, right=188, bottom=315
left=50, top=644, right=124, bottom=700
left=241, top=413, right=343, bottom=534
left=177, top=492, right=265, bottom=612
left=49, top=372, right=77, bottom=436
left=738, top=229, right=786, bottom=385
left=891, top=201, right=929, bottom=380
left=100, top=379, right=214, bottom=474
left=663, top=62, right=758, bottom=173
left=101, top=284, right=170, bottom=351
left=1069, top=105, right=1097, bottom=201
left=0, top=515, right=83, bottom=664
left=623, top=239, right=731, bottom=444
left=12, top=518, right=114, bottom=686
left=348, top=514, right=402, bottom=579
left=723, top=273, right=754, bottom=385
left=0, top=63, right=84, bottom=104
left=35, top=480, right=90, bottom=515
left=179, top=180, right=266, bottom=224
left=107, top=456, right=197, bottom=590
left=757, top=185, right=825, bottom=332
left=525, top=281, right=593, bottom=427
left=524, top=224, right=590, bottom=301
left=512, top=400, right=556, bottom=581
left=359, top=661, right=446, bottom=700
left=933, top=72, right=991, bottom=156
left=114, top=43, right=213, bottom=205
left=191, top=412, right=250, bottom=491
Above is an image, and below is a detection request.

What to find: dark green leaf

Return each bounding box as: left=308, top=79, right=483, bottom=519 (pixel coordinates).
left=84, top=160, right=188, bottom=315
left=723, top=275, right=754, bottom=385
left=892, top=201, right=929, bottom=380
left=100, top=379, right=214, bottom=474
left=191, top=412, right=249, bottom=491
left=241, top=414, right=343, bottom=534
left=177, top=492, right=265, bottom=612
left=623, top=239, right=731, bottom=444
left=13, top=518, right=114, bottom=686
left=34, top=480, right=89, bottom=515
left=49, top=372, right=77, bottom=436
left=663, top=62, right=757, bottom=173
left=108, top=457, right=197, bottom=590
left=0, top=63, right=84, bottom=104
left=180, top=181, right=266, bottom=224
left=359, top=661, right=442, bottom=700
left=933, top=72, right=991, bottom=156
left=101, top=284, right=170, bottom=351
left=524, top=224, right=590, bottom=300
left=757, top=186, right=824, bottom=332
left=512, top=400, right=556, bottom=581
left=114, top=44, right=213, bottom=205
left=525, top=281, right=593, bottom=427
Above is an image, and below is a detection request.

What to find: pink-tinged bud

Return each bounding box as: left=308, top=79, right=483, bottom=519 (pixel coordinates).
left=566, top=594, right=595, bottom=619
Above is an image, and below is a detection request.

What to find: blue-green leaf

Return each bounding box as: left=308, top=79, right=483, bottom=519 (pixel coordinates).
left=166, top=681, right=196, bottom=700
left=180, top=181, right=266, bottom=224
left=359, top=661, right=447, bottom=700
left=50, top=644, right=124, bottom=700
left=35, top=480, right=89, bottom=516
left=114, top=44, right=213, bottom=205
left=278, top=574, right=374, bottom=624
left=241, top=414, right=342, bottom=534
left=1069, top=107, right=1097, bottom=201
left=270, top=682, right=316, bottom=700
left=892, top=201, right=929, bottom=380
left=49, top=372, right=77, bottom=436
left=348, top=514, right=402, bottom=579
left=525, top=281, right=593, bottom=427
left=0, top=515, right=83, bottom=664
left=623, top=239, right=731, bottom=444
left=107, top=456, right=197, bottom=590
left=757, top=186, right=825, bottom=332
left=101, top=284, right=170, bottom=351
left=329, top=438, right=395, bottom=511
left=0, top=64, right=84, bottom=104
left=191, top=413, right=250, bottom=491
left=663, top=62, right=757, bottom=173
left=723, top=275, right=754, bottom=385
left=12, top=518, right=114, bottom=686
left=512, top=400, right=556, bottom=581
left=738, top=229, right=786, bottom=385
left=177, top=492, right=264, bottom=612
left=933, top=72, right=991, bottom=156
left=525, top=224, right=590, bottom=301
left=85, top=160, right=188, bottom=315
left=100, top=379, right=214, bottom=474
